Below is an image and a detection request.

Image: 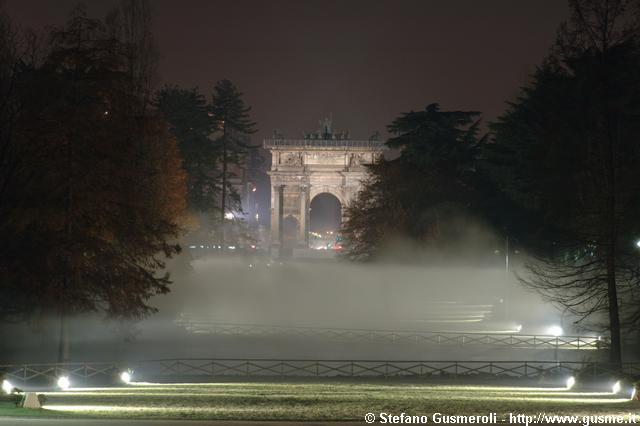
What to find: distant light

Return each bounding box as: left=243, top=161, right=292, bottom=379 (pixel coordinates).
left=251, top=187, right=257, bottom=192
left=224, top=212, right=234, bottom=220
left=2, top=379, right=13, bottom=394
left=103, top=111, right=109, bottom=116
left=612, top=381, right=621, bottom=394
left=228, top=245, right=236, bottom=250
left=120, top=371, right=131, bottom=384
left=57, top=376, right=70, bottom=390
left=566, top=376, right=576, bottom=390
left=636, top=240, right=640, bottom=248
left=515, top=324, right=523, bottom=332
left=547, top=325, right=563, bottom=337
left=255, top=213, right=259, bottom=221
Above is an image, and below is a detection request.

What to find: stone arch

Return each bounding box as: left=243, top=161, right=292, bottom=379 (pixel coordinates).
left=309, top=192, right=342, bottom=234
left=265, top=137, right=384, bottom=250
left=309, top=185, right=347, bottom=207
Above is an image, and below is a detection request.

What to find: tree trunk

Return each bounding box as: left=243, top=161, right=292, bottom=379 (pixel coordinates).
left=220, top=125, right=227, bottom=248
left=606, top=247, right=622, bottom=368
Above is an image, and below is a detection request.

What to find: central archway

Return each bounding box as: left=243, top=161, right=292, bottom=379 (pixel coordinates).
left=309, top=193, right=342, bottom=250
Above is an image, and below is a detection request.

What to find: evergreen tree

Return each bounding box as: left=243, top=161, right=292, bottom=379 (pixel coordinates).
left=155, top=86, right=218, bottom=213
left=488, top=0, right=640, bottom=367
left=209, top=79, right=256, bottom=243
left=342, top=104, right=486, bottom=260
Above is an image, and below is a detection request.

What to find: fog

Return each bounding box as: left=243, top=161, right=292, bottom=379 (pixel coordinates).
left=1, top=244, right=599, bottom=366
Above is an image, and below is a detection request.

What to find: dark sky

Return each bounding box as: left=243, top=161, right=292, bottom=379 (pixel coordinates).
left=6, top=0, right=569, bottom=143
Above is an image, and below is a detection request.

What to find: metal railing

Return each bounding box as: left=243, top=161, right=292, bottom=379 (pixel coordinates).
left=264, top=138, right=385, bottom=150
left=135, top=359, right=639, bottom=379
left=3, top=359, right=638, bottom=383
left=0, top=362, right=118, bottom=383
left=174, top=319, right=605, bottom=351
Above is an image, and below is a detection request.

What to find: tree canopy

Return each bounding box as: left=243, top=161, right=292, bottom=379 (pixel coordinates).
left=488, top=0, right=640, bottom=366
left=342, top=104, right=487, bottom=261
left=0, top=4, right=186, bottom=326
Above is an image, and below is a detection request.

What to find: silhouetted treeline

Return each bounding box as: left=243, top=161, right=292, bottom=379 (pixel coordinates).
left=0, top=1, right=259, bottom=350
left=343, top=0, right=640, bottom=367
left=154, top=80, right=257, bottom=244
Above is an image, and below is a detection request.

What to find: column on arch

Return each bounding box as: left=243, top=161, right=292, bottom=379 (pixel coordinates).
left=270, top=184, right=284, bottom=246
left=298, top=185, right=309, bottom=246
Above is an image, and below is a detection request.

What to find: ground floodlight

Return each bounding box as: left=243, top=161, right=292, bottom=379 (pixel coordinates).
left=547, top=325, right=563, bottom=337
left=566, top=376, right=576, bottom=390
left=1, top=379, right=13, bottom=394
left=57, top=376, right=70, bottom=390
left=612, top=380, right=621, bottom=394
left=120, top=371, right=131, bottom=384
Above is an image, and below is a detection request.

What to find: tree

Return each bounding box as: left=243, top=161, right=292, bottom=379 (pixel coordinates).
left=0, top=5, right=186, bottom=362
left=105, top=0, right=158, bottom=115
left=488, top=0, right=640, bottom=367
left=209, top=79, right=256, bottom=243
left=342, top=104, right=486, bottom=261
left=155, top=86, right=218, bottom=214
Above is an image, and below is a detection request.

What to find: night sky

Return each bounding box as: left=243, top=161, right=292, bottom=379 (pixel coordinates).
left=6, top=0, right=569, bottom=143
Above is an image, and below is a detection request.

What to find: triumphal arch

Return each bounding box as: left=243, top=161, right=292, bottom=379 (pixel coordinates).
left=264, top=118, right=385, bottom=248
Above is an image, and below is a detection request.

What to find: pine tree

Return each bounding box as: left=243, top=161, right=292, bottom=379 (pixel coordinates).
left=342, top=104, right=485, bottom=260
left=209, top=79, right=256, bottom=245
left=155, top=86, right=218, bottom=214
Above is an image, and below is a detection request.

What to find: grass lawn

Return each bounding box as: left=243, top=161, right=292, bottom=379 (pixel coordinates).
left=1, top=381, right=638, bottom=421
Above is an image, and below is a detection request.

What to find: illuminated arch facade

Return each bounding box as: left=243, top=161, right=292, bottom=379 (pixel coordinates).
left=265, top=135, right=384, bottom=248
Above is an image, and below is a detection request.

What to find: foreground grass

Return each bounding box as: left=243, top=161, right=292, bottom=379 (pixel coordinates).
left=3, top=382, right=639, bottom=421
left=0, top=402, right=74, bottom=418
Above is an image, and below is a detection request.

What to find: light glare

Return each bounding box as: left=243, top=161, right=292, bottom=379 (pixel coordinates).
left=120, top=371, right=131, bottom=384
left=566, top=376, right=576, bottom=390
left=612, top=381, right=621, bottom=394
left=57, top=376, right=70, bottom=390
left=547, top=325, right=563, bottom=337
left=1, top=379, right=13, bottom=394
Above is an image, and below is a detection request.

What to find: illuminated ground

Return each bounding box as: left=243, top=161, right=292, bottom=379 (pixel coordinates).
left=1, top=381, right=638, bottom=421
